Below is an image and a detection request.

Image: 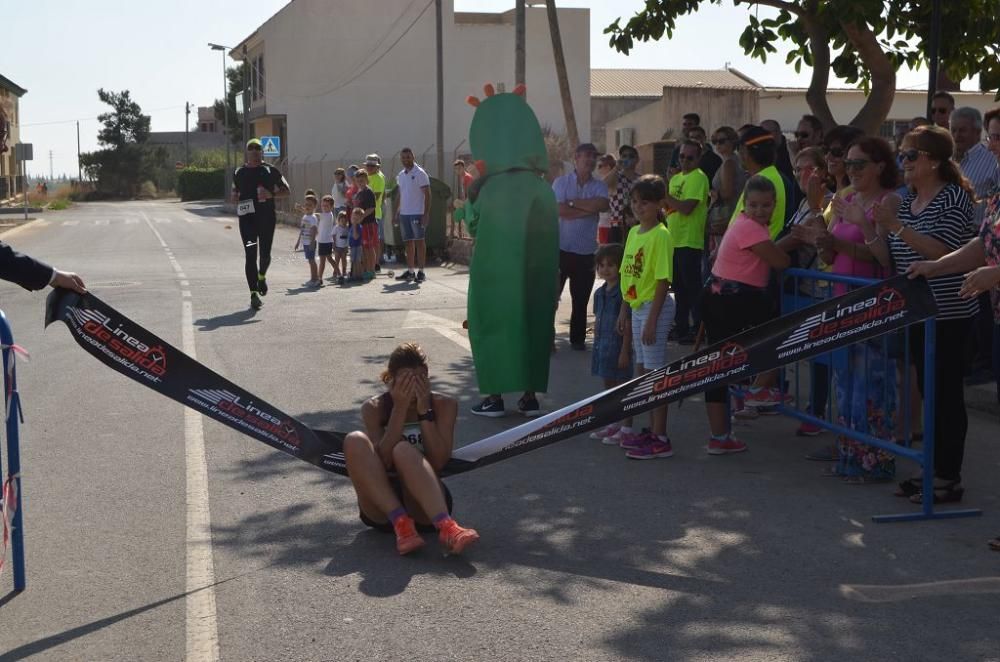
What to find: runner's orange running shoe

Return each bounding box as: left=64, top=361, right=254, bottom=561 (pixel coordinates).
left=393, top=516, right=425, bottom=555
left=437, top=518, right=480, bottom=555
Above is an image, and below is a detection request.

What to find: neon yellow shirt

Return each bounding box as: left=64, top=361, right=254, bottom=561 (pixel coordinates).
left=729, top=165, right=786, bottom=240
left=667, top=168, right=710, bottom=249
left=620, top=223, right=674, bottom=309
left=369, top=170, right=386, bottom=219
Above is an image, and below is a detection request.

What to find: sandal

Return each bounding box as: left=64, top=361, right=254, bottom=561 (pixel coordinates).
left=908, top=481, right=964, bottom=505
left=989, top=537, right=1000, bottom=552
left=843, top=475, right=892, bottom=485
left=894, top=477, right=922, bottom=497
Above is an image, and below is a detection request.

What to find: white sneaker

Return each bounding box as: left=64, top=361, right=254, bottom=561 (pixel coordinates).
left=590, top=424, right=621, bottom=440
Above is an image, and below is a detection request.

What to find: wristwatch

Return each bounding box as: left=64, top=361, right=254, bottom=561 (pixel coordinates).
left=889, top=225, right=905, bottom=239
left=417, top=408, right=436, bottom=422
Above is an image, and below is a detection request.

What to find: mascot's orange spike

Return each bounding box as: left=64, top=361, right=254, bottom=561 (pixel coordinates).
left=467, top=96, right=481, bottom=107
left=513, top=84, right=526, bottom=97
left=483, top=83, right=496, bottom=97
left=474, top=160, right=487, bottom=177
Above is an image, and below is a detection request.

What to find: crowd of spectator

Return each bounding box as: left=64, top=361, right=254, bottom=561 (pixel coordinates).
left=551, top=99, right=1000, bottom=530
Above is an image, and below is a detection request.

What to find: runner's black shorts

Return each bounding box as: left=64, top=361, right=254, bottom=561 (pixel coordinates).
left=359, top=477, right=453, bottom=533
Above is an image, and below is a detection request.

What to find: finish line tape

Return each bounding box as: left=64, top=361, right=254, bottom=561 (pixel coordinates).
left=45, top=275, right=936, bottom=478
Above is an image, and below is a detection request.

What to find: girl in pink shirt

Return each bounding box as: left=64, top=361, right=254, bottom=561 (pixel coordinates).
left=700, top=176, right=791, bottom=454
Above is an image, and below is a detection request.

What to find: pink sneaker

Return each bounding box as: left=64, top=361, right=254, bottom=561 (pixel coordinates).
left=590, top=423, right=621, bottom=440
left=618, top=430, right=649, bottom=451
left=602, top=427, right=632, bottom=446
left=625, top=435, right=674, bottom=460
left=796, top=421, right=825, bottom=437
left=707, top=436, right=748, bottom=455
left=744, top=387, right=782, bottom=407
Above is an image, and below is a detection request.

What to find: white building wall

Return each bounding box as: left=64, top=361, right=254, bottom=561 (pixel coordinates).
left=761, top=89, right=1000, bottom=134
left=240, top=0, right=589, bottom=184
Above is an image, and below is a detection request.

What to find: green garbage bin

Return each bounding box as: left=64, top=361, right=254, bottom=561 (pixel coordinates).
left=385, top=177, right=452, bottom=251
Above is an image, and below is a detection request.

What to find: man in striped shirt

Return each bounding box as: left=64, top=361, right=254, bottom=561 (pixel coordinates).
left=952, top=106, right=1000, bottom=230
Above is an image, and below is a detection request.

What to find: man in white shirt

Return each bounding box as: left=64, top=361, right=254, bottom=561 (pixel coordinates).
left=393, top=147, right=432, bottom=283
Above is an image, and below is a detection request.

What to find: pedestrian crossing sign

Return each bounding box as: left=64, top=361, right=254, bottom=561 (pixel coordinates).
left=260, top=136, right=280, bottom=158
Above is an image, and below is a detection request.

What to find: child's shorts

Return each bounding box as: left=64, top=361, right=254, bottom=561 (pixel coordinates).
left=302, top=243, right=315, bottom=260
left=318, top=242, right=333, bottom=257
left=630, top=296, right=675, bottom=370
left=334, top=245, right=348, bottom=257
left=592, top=334, right=632, bottom=381
left=361, top=223, right=378, bottom=247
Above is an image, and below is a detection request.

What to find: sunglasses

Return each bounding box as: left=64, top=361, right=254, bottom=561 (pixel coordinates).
left=844, top=158, right=872, bottom=171
left=900, top=148, right=929, bottom=162
left=794, top=131, right=811, bottom=139
left=825, top=146, right=845, bottom=158
left=932, top=107, right=950, bottom=115
left=247, top=145, right=262, bottom=151
left=679, top=155, right=697, bottom=161
left=792, top=164, right=817, bottom=175
left=711, top=138, right=729, bottom=145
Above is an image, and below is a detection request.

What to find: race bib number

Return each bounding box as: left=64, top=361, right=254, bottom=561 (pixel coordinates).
left=237, top=199, right=255, bottom=216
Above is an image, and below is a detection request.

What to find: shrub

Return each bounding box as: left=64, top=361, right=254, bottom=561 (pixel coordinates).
left=47, top=199, right=71, bottom=210
left=177, top=167, right=225, bottom=201
left=137, top=180, right=158, bottom=199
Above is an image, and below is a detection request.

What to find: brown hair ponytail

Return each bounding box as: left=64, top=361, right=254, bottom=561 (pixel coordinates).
left=907, top=125, right=975, bottom=197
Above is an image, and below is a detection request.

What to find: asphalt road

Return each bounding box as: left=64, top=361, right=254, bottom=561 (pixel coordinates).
left=0, top=200, right=998, bottom=662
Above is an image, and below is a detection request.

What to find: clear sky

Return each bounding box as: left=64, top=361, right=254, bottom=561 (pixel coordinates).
left=3, top=0, right=959, bottom=178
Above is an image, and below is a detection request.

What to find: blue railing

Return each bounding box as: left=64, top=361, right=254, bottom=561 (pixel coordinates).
left=1, top=310, right=26, bottom=591
left=780, top=268, right=982, bottom=523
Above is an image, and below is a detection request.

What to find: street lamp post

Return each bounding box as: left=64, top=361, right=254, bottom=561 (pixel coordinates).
left=208, top=43, right=232, bottom=201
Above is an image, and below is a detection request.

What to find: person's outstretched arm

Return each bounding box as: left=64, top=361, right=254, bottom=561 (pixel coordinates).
left=0, top=240, right=86, bottom=293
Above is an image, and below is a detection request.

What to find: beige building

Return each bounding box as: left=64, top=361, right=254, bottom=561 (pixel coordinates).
left=0, top=73, right=27, bottom=199
left=595, top=68, right=1000, bottom=155
left=594, top=68, right=762, bottom=152
left=760, top=87, right=1000, bottom=138
left=230, top=0, right=590, bottom=190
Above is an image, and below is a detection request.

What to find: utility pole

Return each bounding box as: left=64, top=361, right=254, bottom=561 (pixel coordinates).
left=76, top=120, right=82, bottom=182
left=926, top=0, right=943, bottom=119
left=435, top=0, right=445, bottom=181
left=49, top=150, right=53, bottom=180
left=545, top=0, right=579, bottom=146
left=515, top=0, right=525, bottom=94
left=242, top=45, right=250, bottom=147
left=184, top=102, right=191, bottom=165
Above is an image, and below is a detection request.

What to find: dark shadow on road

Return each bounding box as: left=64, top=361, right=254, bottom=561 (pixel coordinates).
left=194, top=308, right=260, bottom=331
left=284, top=285, right=323, bottom=296
left=0, top=589, right=23, bottom=609
left=177, top=201, right=230, bottom=219
left=0, top=574, right=247, bottom=662
left=380, top=282, right=421, bottom=293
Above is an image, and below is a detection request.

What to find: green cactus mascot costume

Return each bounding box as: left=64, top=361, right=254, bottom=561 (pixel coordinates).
left=465, top=84, right=559, bottom=416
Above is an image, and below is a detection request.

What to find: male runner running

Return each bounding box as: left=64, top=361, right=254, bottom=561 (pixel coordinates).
left=231, top=138, right=290, bottom=310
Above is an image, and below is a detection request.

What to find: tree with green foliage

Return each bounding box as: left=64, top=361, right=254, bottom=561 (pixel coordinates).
left=606, top=1, right=1000, bottom=134
left=213, top=66, right=246, bottom=147
left=80, top=89, right=166, bottom=197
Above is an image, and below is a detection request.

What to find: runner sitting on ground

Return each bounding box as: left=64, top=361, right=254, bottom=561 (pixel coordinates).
left=231, top=138, right=290, bottom=310
left=342, top=343, right=480, bottom=555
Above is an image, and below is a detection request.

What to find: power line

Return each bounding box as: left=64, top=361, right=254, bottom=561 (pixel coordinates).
left=21, top=104, right=186, bottom=128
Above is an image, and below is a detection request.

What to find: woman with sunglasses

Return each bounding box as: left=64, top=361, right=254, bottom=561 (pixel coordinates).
left=707, top=126, right=745, bottom=252
left=906, top=112, right=1000, bottom=543
left=803, top=137, right=901, bottom=482
left=868, top=125, right=977, bottom=504
left=823, top=126, right=865, bottom=194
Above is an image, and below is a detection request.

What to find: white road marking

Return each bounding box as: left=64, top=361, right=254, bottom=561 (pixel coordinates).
left=62, top=220, right=79, bottom=226
left=142, top=212, right=220, bottom=661
left=34, top=220, right=50, bottom=227
left=125, top=218, right=140, bottom=224
left=186, top=218, right=203, bottom=224
left=403, top=309, right=470, bottom=351
left=94, top=219, right=109, bottom=226
left=154, top=217, right=173, bottom=224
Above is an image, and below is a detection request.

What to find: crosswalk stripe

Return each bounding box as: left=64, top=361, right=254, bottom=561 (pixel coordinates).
left=125, top=218, right=139, bottom=224
left=35, top=220, right=50, bottom=227
left=154, top=218, right=172, bottom=224
left=185, top=218, right=203, bottom=224
left=62, top=220, right=79, bottom=226
left=94, top=219, right=109, bottom=226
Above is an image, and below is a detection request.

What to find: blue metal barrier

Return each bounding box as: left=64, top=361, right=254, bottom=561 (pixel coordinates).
left=1, top=310, right=26, bottom=591
left=780, top=268, right=982, bottom=523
